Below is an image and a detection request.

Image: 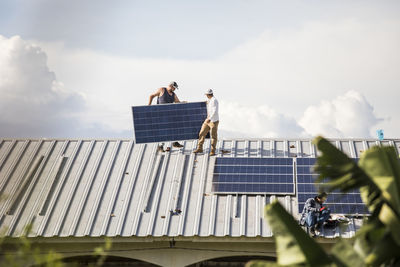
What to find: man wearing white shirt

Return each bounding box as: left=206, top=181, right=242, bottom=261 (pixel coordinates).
left=194, top=89, right=219, bottom=156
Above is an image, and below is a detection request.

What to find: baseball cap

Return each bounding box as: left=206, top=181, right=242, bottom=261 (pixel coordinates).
left=169, top=81, right=178, bottom=89
left=205, top=89, right=213, bottom=95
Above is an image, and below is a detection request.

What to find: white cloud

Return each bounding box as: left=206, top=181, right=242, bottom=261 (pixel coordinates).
left=0, top=34, right=384, bottom=140
left=299, top=90, right=381, bottom=138
left=218, top=90, right=381, bottom=139
left=2, top=15, right=399, bottom=138
left=0, top=35, right=129, bottom=138
left=219, top=101, right=307, bottom=138
left=35, top=17, right=400, bottom=137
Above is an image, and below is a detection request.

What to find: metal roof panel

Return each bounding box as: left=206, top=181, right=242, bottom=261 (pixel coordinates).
left=1, top=138, right=398, bottom=239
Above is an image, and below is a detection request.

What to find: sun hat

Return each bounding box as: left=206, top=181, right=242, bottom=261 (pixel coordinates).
left=169, top=81, right=178, bottom=89
left=205, top=89, right=213, bottom=95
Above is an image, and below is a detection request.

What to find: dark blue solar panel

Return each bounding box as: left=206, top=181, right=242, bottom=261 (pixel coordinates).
left=298, top=203, right=368, bottom=214
left=212, top=157, right=295, bottom=194
left=132, top=102, right=207, bottom=144
left=297, top=158, right=368, bottom=214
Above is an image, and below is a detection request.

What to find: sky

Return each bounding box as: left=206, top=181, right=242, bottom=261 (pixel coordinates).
left=0, top=0, right=399, bottom=139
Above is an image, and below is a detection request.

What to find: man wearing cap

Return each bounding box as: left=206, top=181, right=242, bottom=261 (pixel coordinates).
left=148, top=81, right=183, bottom=150
left=148, top=81, right=180, bottom=105
left=193, top=89, right=219, bottom=156
left=299, top=192, right=331, bottom=236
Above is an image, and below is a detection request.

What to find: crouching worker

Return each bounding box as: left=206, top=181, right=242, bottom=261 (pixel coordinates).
left=299, top=192, right=331, bottom=236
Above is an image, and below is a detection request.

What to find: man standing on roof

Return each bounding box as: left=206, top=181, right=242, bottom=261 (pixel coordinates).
left=299, top=192, right=331, bottom=236
left=148, top=81, right=183, bottom=150
left=149, top=81, right=181, bottom=105
left=193, top=89, right=219, bottom=156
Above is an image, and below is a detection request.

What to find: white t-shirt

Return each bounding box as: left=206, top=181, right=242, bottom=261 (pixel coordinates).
left=207, top=96, right=219, bottom=122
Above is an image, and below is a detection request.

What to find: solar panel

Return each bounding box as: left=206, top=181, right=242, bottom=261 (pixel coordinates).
left=132, top=102, right=208, bottom=144
left=212, top=157, right=295, bottom=194
left=296, top=158, right=368, bottom=214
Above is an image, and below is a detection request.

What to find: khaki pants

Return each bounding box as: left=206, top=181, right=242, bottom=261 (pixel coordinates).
left=197, top=121, right=219, bottom=152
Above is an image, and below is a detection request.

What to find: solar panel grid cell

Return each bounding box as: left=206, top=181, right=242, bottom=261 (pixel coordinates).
left=212, top=157, right=295, bottom=194
left=298, top=203, right=368, bottom=214
left=132, top=102, right=207, bottom=144
left=297, top=157, right=368, bottom=214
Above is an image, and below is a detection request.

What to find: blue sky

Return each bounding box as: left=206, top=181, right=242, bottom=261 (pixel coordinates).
left=0, top=0, right=399, bottom=138
left=3, top=0, right=399, bottom=59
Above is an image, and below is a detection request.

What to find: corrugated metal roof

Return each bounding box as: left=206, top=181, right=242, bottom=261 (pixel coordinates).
left=0, top=138, right=399, bottom=239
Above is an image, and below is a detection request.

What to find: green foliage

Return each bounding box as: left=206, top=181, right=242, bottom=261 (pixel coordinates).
left=250, top=136, right=400, bottom=267
left=93, top=237, right=112, bottom=266
left=246, top=260, right=280, bottom=267
left=0, top=224, right=112, bottom=267
left=330, top=239, right=364, bottom=267
left=314, top=136, right=400, bottom=266
left=263, top=202, right=330, bottom=266
left=0, top=194, right=113, bottom=266
left=0, top=224, right=64, bottom=267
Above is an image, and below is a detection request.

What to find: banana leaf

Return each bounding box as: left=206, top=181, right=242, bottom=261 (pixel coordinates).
left=359, top=146, right=400, bottom=245
left=314, top=137, right=400, bottom=252
left=312, top=137, right=380, bottom=202
left=264, top=201, right=332, bottom=266
left=330, top=239, right=365, bottom=267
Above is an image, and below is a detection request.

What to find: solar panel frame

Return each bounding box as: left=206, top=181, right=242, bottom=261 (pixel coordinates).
left=212, top=157, right=295, bottom=195
left=296, top=157, right=369, bottom=215
left=132, top=102, right=208, bottom=144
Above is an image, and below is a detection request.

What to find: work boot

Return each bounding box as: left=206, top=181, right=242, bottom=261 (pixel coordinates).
left=309, top=227, right=317, bottom=237
left=193, top=148, right=203, bottom=154
left=315, top=223, right=323, bottom=231
left=209, top=150, right=216, bottom=156
left=173, top=142, right=184, bottom=148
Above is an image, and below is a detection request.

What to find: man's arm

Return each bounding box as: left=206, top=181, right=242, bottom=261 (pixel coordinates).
left=304, top=198, right=318, bottom=213
left=148, top=88, right=163, bottom=105
left=174, top=94, right=180, bottom=103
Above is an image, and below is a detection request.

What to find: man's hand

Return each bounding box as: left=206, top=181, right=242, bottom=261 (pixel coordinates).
left=205, top=119, right=211, bottom=123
